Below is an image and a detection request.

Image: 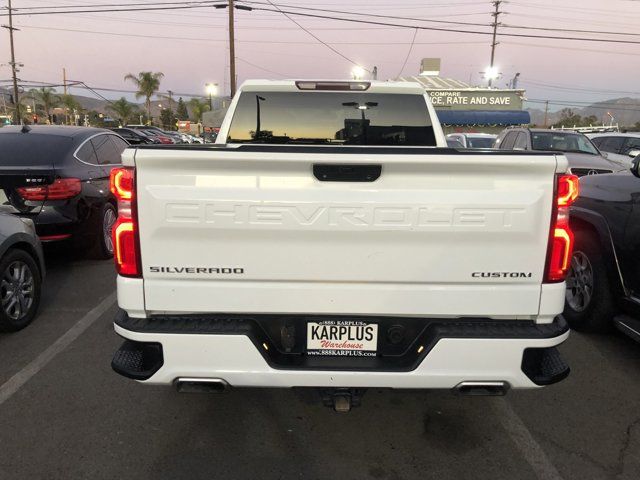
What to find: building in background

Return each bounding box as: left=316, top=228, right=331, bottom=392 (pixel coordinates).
left=397, top=58, right=529, bottom=134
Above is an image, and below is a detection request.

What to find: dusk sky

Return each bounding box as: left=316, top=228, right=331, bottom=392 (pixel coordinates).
left=2, top=0, right=640, bottom=111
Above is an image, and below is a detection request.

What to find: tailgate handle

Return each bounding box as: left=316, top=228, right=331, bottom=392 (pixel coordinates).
left=313, top=164, right=381, bottom=182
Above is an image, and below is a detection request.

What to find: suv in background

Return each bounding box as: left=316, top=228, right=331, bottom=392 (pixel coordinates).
left=495, top=128, right=627, bottom=176
left=109, top=128, right=159, bottom=145
left=446, top=133, right=497, bottom=148
left=126, top=125, right=184, bottom=144
left=565, top=156, right=640, bottom=342
left=587, top=133, right=640, bottom=165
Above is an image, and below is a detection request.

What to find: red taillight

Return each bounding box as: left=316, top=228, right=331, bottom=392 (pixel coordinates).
left=557, top=174, right=579, bottom=207
left=545, top=174, right=579, bottom=282
left=110, top=168, right=133, bottom=201
left=110, top=167, right=140, bottom=277
left=17, top=178, right=81, bottom=201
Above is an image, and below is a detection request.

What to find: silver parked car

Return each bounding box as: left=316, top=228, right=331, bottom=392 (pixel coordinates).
left=446, top=133, right=497, bottom=149
left=495, top=128, right=627, bottom=176
left=587, top=132, right=640, bottom=166
left=0, top=212, right=45, bottom=332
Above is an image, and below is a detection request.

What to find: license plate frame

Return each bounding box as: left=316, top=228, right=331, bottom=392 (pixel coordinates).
left=306, top=320, right=378, bottom=357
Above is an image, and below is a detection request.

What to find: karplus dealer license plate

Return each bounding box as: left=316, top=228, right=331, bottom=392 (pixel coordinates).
left=306, top=320, right=378, bottom=357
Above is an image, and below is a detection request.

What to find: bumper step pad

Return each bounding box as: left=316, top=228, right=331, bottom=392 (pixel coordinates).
left=112, top=340, right=164, bottom=380
left=521, top=346, right=570, bottom=385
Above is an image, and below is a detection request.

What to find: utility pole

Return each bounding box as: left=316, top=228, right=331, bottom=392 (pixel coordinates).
left=488, top=1, right=502, bottom=88
left=167, top=90, right=174, bottom=112
left=63, top=67, right=68, bottom=125
left=3, top=0, right=21, bottom=124
left=228, top=0, right=237, bottom=97
left=543, top=100, right=549, bottom=128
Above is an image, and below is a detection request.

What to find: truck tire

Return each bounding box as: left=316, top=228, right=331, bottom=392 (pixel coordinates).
left=0, top=249, right=42, bottom=332
left=564, top=231, right=615, bottom=332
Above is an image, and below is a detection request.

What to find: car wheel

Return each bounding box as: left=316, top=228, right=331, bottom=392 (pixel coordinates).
left=0, top=249, right=42, bottom=332
left=564, top=231, right=615, bottom=332
left=90, top=203, right=117, bottom=260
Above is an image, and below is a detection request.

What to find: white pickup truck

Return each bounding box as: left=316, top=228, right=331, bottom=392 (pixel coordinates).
left=110, top=80, right=576, bottom=411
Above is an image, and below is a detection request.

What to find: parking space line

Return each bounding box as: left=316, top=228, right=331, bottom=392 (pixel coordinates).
left=0, top=292, right=117, bottom=407
left=495, top=398, right=564, bottom=480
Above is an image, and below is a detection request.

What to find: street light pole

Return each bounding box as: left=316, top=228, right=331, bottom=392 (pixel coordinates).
left=167, top=90, right=174, bottom=111
left=255, top=95, right=265, bottom=139
left=4, top=0, right=21, bottom=124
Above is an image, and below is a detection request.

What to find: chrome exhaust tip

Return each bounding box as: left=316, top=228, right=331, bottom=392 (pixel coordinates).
left=453, top=381, right=509, bottom=396
left=175, top=378, right=229, bottom=394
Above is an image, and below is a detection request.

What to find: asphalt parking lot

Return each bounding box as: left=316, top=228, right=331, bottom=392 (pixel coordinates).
left=0, top=252, right=639, bottom=480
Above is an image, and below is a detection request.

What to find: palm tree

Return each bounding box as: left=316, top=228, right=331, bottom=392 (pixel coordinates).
left=61, top=94, right=80, bottom=125
left=124, top=71, right=164, bottom=124
left=107, top=97, right=138, bottom=126
left=29, top=87, right=60, bottom=124
left=188, top=98, right=210, bottom=123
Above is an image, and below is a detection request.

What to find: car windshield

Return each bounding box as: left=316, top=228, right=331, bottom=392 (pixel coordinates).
left=227, top=91, right=437, bottom=146
left=531, top=132, right=599, bottom=155
left=466, top=137, right=495, bottom=148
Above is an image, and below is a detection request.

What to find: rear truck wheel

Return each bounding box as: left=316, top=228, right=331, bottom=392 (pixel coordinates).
left=0, top=249, right=42, bottom=332
left=89, top=203, right=117, bottom=260
left=564, top=231, right=616, bottom=332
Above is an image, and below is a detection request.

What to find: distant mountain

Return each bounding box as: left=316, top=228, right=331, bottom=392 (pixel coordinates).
left=71, top=94, right=112, bottom=113
left=526, top=107, right=560, bottom=127
left=579, top=97, right=640, bottom=127
left=527, top=97, right=640, bottom=128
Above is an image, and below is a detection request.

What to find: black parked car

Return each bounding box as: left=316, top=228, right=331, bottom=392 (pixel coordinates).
left=109, top=127, right=159, bottom=145
left=564, top=155, right=640, bottom=341
left=0, top=125, right=128, bottom=258
left=0, top=212, right=45, bottom=331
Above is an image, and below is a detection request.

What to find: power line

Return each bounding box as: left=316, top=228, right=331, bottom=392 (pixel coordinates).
left=526, top=99, right=640, bottom=112
left=522, top=79, right=640, bottom=96
left=240, top=1, right=640, bottom=36
left=501, top=22, right=640, bottom=37
left=502, top=40, right=640, bottom=57
left=13, top=1, right=209, bottom=10
left=11, top=24, right=479, bottom=45
left=238, top=0, right=494, bottom=27
left=396, top=28, right=418, bottom=77
left=14, top=0, right=206, bottom=11
left=7, top=1, right=640, bottom=41
left=17, top=24, right=227, bottom=42
left=2, top=3, right=224, bottom=16
left=3, top=78, right=208, bottom=98
left=261, top=0, right=365, bottom=70
left=237, top=5, right=640, bottom=45
left=236, top=57, right=288, bottom=77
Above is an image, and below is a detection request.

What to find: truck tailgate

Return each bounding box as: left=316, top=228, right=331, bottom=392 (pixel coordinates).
left=133, top=147, right=559, bottom=317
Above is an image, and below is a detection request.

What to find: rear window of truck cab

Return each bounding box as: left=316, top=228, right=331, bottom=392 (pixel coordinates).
left=226, top=92, right=437, bottom=146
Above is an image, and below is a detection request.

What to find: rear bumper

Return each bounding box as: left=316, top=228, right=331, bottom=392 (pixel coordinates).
left=112, top=312, right=570, bottom=389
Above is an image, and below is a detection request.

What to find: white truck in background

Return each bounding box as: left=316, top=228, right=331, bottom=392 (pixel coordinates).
left=110, top=80, right=576, bottom=411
